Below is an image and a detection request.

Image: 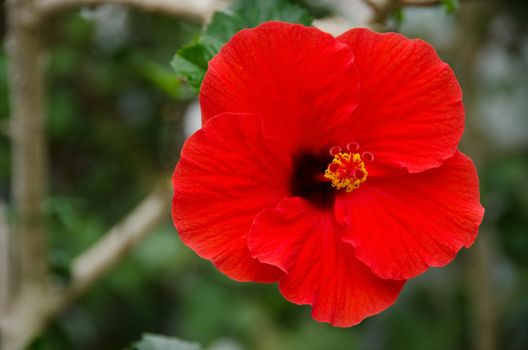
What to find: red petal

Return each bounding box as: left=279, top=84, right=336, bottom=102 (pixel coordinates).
left=249, top=197, right=404, bottom=327
left=335, top=152, right=485, bottom=280
left=338, top=28, right=464, bottom=175
left=200, top=21, right=359, bottom=152
left=172, top=113, right=291, bottom=282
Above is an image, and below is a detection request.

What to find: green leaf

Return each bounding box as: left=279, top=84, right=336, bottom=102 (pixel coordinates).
left=441, top=0, right=459, bottom=13
left=130, top=334, right=201, bottom=350
left=170, top=42, right=212, bottom=94
left=171, top=0, right=313, bottom=93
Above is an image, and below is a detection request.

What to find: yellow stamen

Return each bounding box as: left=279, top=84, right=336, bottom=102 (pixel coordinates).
left=324, top=152, right=368, bottom=193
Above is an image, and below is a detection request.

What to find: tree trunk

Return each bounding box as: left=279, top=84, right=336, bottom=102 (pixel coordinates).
left=1, top=0, right=48, bottom=348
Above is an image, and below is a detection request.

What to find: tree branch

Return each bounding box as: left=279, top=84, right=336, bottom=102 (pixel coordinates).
left=6, top=0, right=48, bottom=304
left=363, top=0, right=402, bottom=27
left=363, top=0, right=451, bottom=27
left=401, top=0, right=442, bottom=6
left=65, top=180, right=172, bottom=300
left=37, top=0, right=227, bottom=22
left=1, top=1, right=49, bottom=348
left=452, top=1, right=496, bottom=348
left=0, top=180, right=172, bottom=349
left=0, top=200, right=10, bottom=315
left=467, top=232, right=496, bottom=350
left=2, top=0, right=211, bottom=347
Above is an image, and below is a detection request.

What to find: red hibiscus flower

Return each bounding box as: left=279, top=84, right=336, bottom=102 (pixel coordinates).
left=171, top=21, right=484, bottom=326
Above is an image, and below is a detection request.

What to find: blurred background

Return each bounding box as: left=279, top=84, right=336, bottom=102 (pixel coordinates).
left=0, top=0, right=527, bottom=349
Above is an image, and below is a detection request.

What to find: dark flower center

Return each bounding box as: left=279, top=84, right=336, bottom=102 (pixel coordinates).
left=290, top=151, right=336, bottom=209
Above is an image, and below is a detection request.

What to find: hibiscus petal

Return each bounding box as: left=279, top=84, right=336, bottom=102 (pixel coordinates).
left=200, top=21, right=359, bottom=152
left=248, top=197, right=404, bottom=327
left=335, top=152, right=485, bottom=280
left=172, top=113, right=291, bottom=282
left=337, top=28, right=464, bottom=175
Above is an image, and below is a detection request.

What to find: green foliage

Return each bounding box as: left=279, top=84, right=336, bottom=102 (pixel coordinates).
left=49, top=250, right=73, bottom=284
left=171, top=0, right=313, bottom=93
left=482, top=156, right=528, bottom=266
left=441, top=0, right=459, bottom=13
left=2, top=2, right=528, bottom=350
left=392, top=8, right=405, bottom=26
left=130, top=334, right=201, bottom=350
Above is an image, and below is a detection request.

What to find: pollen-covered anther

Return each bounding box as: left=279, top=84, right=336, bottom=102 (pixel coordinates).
left=324, top=150, right=369, bottom=193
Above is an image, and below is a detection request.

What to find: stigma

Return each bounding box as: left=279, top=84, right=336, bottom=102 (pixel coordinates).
left=324, top=145, right=370, bottom=193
